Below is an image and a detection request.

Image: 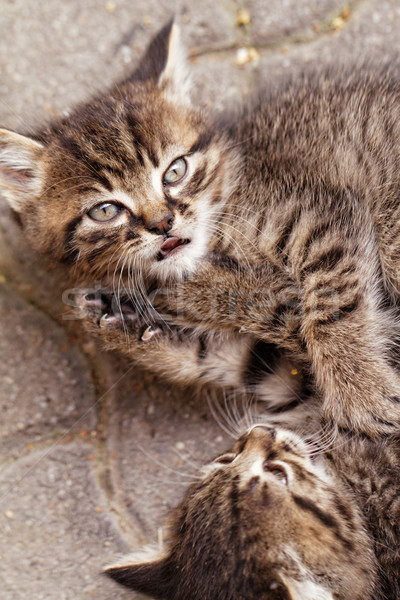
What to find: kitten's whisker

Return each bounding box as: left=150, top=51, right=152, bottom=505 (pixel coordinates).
left=205, top=223, right=251, bottom=268
left=216, top=212, right=266, bottom=252
left=230, top=390, right=245, bottom=434
left=40, top=174, right=101, bottom=196
left=308, top=424, right=340, bottom=455
left=143, top=475, right=200, bottom=487
left=217, top=211, right=264, bottom=238
left=111, top=247, right=131, bottom=336
left=223, top=389, right=244, bottom=437
left=171, top=448, right=202, bottom=471
left=207, top=392, right=240, bottom=439
left=135, top=443, right=202, bottom=480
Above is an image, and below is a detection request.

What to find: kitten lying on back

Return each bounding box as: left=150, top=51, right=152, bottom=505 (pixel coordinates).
left=103, top=410, right=400, bottom=600
left=1, top=21, right=400, bottom=436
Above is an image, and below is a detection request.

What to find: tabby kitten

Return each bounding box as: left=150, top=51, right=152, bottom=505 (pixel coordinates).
left=104, top=417, right=400, bottom=600
left=1, top=22, right=400, bottom=436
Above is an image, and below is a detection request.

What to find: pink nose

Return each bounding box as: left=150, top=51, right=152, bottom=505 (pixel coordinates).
left=147, top=214, right=174, bottom=235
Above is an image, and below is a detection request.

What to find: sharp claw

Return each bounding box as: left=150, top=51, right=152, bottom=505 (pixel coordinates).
left=83, top=293, right=104, bottom=308
left=99, top=313, right=110, bottom=328
left=141, top=325, right=162, bottom=341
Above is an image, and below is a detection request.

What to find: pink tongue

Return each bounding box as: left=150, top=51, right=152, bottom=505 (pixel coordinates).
left=161, top=237, right=183, bottom=252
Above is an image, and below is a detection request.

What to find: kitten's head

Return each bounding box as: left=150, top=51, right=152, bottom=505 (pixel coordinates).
left=105, top=425, right=377, bottom=600
left=0, top=22, right=236, bottom=282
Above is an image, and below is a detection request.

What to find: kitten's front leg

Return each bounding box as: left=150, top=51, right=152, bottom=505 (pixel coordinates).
left=76, top=290, right=253, bottom=393
left=159, top=258, right=302, bottom=349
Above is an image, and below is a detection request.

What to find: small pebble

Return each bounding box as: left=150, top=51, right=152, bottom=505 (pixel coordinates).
left=235, top=47, right=260, bottom=67
left=175, top=441, right=185, bottom=451
left=106, top=2, right=117, bottom=13
left=121, top=45, right=133, bottom=64
left=331, top=16, right=345, bottom=30
left=236, top=9, right=251, bottom=26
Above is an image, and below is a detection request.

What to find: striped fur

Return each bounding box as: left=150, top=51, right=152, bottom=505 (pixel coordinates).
left=105, top=422, right=400, bottom=599
left=1, top=24, right=400, bottom=437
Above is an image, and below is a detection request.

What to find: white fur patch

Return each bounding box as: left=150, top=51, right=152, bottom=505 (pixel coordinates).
left=282, top=576, right=333, bottom=600
left=103, top=545, right=166, bottom=571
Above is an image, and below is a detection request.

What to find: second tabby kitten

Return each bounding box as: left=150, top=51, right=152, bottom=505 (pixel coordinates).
left=103, top=414, right=400, bottom=600
left=1, top=22, right=400, bottom=435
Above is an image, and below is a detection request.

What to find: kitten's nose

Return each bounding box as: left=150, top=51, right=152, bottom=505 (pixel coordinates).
left=147, top=213, right=175, bottom=235
left=248, top=425, right=275, bottom=440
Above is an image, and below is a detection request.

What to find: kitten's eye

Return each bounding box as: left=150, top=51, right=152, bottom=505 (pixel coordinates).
left=263, top=462, right=288, bottom=485
left=88, top=202, right=121, bottom=222
left=163, top=158, right=187, bottom=185
left=215, top=453, right=236, bottom=465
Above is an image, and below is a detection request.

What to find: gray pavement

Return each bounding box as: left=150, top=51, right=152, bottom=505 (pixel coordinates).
left=0, top=1, right=400, bottom=598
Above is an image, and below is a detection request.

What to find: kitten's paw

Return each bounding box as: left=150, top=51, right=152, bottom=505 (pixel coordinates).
left=76, top=290, right=165, bottom=344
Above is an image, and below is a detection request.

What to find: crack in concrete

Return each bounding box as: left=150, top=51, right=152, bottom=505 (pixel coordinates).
left=190, top=0, right=373, bottom=59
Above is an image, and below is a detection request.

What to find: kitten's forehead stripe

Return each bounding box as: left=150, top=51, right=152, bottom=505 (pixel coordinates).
left=189, top=131, right=215, bottom=154
left=147, top=145, right=159, bottom=168
left=292, top=495, right=354, bottom=551
left=95, top=173, right=114, bottom=192
left=57, top=134, right=115, bottom=192
left=76, top=185, right=104, bottom=195
left=125, top=114, right=151, bottom=168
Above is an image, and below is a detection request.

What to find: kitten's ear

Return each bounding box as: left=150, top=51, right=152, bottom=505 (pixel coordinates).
left=0, top=129, right=44, bottom=211
left=283, top=576, right=333, bottom=600
left=104, top=549, right=171, bottom=598
left=134, top=19, right=192, bottom=104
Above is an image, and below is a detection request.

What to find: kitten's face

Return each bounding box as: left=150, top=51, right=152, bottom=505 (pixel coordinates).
left=0, top=23, right=235, bottom=283
left=105, top=425, right=377, bottom=600
left=36, top=92, right=230, bottom=283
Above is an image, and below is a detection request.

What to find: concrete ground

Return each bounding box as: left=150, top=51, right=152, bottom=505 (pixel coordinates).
left=0, top=0, right=399, bottom=598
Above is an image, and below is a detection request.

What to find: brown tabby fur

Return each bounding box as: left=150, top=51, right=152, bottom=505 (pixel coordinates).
left=1, top=20, right=400, bottom=600
left=104, top=418, right=400, bottom=600
left=1, top=22, right=400, bottom=436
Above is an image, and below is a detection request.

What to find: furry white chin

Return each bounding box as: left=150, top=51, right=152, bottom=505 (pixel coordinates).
left=149, top=238, right=207, bottom=281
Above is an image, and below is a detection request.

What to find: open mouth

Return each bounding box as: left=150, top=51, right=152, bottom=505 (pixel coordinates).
left=157, top=237, right=190, bottom=260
